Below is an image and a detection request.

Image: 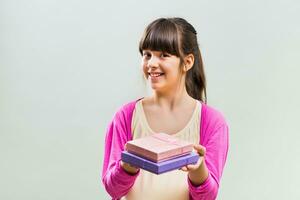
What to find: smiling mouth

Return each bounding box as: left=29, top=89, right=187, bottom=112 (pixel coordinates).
left=148, top=72, right=164, bottom=77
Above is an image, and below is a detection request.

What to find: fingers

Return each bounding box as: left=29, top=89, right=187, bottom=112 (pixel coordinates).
left=186, top=157, right=203, bottom=170
left=121, top=161, right=140, bottom=174
left=194, top=144, right=206, bottom=157
left=179, top=157, right=203, bottom=172
left=179, top=144, right=206, bottom=172
left=180, top=166, right=188, bottom=172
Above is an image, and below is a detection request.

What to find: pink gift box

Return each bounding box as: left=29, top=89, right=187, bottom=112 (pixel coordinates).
left=125, top=133, right=194, bottom=162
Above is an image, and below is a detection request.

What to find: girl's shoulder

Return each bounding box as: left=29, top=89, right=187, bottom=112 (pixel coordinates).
left=113, top=98, right=143, bottom=120
left=200, top=102, right=228, bottom=130
left=200, top=103, right=229, bottom=144
left=108, top=98, right=143, bottom=141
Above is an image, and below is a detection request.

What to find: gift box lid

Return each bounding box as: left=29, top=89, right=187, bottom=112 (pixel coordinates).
left=126, top=133, right=194, bottom=162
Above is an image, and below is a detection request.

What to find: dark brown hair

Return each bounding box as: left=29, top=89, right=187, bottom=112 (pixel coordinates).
left=139, top=17, right=207, bottom=103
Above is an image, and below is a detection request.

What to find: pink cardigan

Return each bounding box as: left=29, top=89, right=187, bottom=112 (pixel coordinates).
left=102, top=99, right=229, bottom=200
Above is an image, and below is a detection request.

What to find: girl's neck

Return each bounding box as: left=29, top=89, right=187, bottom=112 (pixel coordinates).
left=150, top=87, right=195, bottom=111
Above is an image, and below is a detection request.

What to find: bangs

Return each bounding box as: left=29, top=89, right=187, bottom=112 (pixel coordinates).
left=139, top=19, right=181, bottom=56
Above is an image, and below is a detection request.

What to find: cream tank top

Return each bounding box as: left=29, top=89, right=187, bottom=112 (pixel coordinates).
left=122, top=100, right=202, bottom=200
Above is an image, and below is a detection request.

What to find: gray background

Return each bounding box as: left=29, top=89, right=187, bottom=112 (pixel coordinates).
left=1, top=0, right=300, bottom=199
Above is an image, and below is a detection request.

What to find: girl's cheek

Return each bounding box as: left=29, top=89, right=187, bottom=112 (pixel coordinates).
left=142, top=66, right=148, bottom=78
left=142, top=62, right=148, bottom=71
left=141, top=62, right=147, bottom=70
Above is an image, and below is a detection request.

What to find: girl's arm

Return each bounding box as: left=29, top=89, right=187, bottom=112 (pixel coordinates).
left=101, top=105, right=139, bottom=199
left=188, top=106, right=229, bottom=200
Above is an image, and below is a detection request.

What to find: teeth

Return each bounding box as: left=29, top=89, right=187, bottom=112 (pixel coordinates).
left=149, top=73, right=163, bottom=77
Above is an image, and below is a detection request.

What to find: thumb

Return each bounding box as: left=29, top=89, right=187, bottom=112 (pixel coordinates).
left=194, top=144, right=206, bottom=156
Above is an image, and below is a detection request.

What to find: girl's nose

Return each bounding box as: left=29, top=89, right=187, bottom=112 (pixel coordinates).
left=147, top=56, right=159, bottom=68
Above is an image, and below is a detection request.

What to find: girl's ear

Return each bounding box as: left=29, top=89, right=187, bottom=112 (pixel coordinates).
left=183, top=54, right=194, bottom=72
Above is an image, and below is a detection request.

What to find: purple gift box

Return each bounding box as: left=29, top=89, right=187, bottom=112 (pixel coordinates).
left=121, top=151, right=199, bottom=174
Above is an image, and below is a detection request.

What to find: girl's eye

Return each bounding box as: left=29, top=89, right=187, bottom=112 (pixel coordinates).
left=143, top=52, right=151, bottom=59
left=161, top=53, right=170, bottom=58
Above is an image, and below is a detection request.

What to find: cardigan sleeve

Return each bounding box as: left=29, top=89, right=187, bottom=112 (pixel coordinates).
left=188, top=105, right=229, bottom=200
left=101, top=102, right=139, bottom=199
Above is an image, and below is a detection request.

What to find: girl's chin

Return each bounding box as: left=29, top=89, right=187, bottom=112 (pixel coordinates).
left=149, top=84, right=166, bottom=92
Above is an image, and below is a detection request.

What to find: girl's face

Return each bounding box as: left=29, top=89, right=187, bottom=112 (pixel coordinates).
left=141, top=49, right=183, bottom=93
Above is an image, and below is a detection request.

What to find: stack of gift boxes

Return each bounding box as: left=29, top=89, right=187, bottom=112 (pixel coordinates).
left=121, top=133, right=199, bottom=174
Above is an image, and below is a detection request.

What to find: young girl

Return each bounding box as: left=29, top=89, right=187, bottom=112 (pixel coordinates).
left=102, top=17, right=229, bottom=200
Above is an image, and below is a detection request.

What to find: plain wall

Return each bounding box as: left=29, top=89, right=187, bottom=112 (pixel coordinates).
left=1, top=0, right=300, bottom=199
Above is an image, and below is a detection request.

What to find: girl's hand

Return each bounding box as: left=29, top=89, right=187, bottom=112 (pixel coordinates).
left=121, top=161, right=140, bottom=175
left=121, top=143, right=140, bottom=175
left=180, top=144, right=209, bottom=186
